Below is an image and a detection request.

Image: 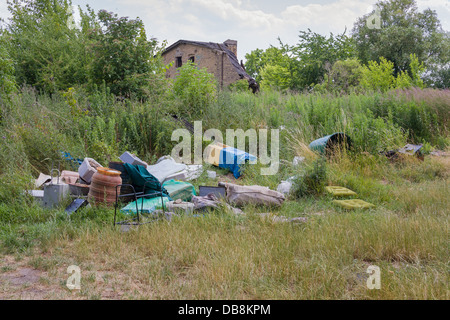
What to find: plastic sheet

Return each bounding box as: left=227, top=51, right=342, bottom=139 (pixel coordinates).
left=146, top=156, right=187, bottom=183
left=121, top=197, right=171, bottom=215
left=162, top=179, right=196, bottom=201
left=219, top=147, right=257, bottom=179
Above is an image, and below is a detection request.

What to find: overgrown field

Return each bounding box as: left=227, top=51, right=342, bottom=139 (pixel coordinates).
left=0, top=87, right=448, bottom=299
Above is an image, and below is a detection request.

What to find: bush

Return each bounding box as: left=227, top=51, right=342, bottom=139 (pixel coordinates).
left=0, top=45, right=16, bottom=95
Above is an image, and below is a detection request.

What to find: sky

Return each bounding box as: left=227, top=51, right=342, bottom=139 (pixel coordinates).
left=0, top=0, right=449, bottom=61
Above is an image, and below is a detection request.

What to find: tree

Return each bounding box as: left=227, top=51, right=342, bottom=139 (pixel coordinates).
left=244, top=46, right=291, bottom=84
left=315, top=58, right=364, bottom=94
left=352, top=0, right=448, bottom=79
left=289, top=29, right=356, bottom=89
left=3, top=0, right=166, bottom=97
left=360, top=57, right=395, bottom=92
left=244, top=30, right=355, bottom=92
left=360, top=54, right=425, bottom=91
left=88, top=10, right=165, bottom=99
left=0, top=36, right=17, bottom=94
left=259, top=64, right=291, bottom=92
left=4, top=0, right=90, bottom=93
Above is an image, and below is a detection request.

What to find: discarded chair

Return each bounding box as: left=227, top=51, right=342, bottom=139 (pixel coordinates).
left=114, top=164, right=171, bottom=226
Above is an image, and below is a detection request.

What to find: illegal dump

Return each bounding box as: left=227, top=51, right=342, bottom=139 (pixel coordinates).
left=0, top=78, right=449, bottom=302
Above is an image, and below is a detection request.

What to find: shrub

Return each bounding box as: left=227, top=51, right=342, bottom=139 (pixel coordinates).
left=172, top=61, right=217, bottom=118
left=0, top=45, right=16, bottom=95
left=291, top=158, right=327, bottom=198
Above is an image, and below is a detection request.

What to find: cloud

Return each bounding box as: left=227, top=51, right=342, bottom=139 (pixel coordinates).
left=0, top=1, right=10, bottom=22
left=191, top=0, right=283, bottom=30
left=281, top=0, right=373, bottom=32
left=417, top=0, right=450, bottom=29
left=92, top=0, right=450, bottom=59
left=417, top=0, right=450, bottom=10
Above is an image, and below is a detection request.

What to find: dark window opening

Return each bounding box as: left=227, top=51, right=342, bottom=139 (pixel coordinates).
left=188, top=56, right=195, bottom=63
left=176, top=57, right=182, bottom=68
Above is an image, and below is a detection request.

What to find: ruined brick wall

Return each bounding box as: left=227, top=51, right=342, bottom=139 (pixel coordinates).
left=162, top=43, right=241, bottom=87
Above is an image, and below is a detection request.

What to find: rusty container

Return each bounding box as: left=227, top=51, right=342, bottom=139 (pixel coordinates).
left=88, top=167, right=122, bottom=205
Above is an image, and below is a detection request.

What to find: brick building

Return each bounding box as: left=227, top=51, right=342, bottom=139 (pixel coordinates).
left=161, top=39, right=259, bottom=93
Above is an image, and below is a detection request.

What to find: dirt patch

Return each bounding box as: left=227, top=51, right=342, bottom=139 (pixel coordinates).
left=1, top=268, right=42, bottom=286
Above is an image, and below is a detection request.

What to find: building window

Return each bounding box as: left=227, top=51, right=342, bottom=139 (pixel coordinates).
left=188, top=56, right=195, bottom=63
left=176, top=57, right=182, bottom=68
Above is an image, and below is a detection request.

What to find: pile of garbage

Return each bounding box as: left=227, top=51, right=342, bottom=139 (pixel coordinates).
left=27, top=132, right=407, bottom=222
left=26, top=148, right=290, bottom=222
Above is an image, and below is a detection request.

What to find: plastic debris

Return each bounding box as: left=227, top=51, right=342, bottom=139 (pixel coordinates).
left=332, top=199, right=375, bottom=210
left=65, top=199, right=88, bottom=216
left=292, top=156, right=305, bottom=166
left=119, top=151, right=148, bottom=167
left=191, top=194, right=243, bottom=215
left=309, top=133, right=352, bottom=155
left=121, top=197, right=171, bottom=215
left=276, top=176, right=296, bottom=195
left=146, top=156, right=187, bottom=183
left=26, top=190, right=44, bottom=205
left=166, top=201, right=195, bottom=215
left=219, top=147, right=257, bottom=179
left=43, top=170, right=69, bottom=208
left=61, top=170, right=79, bottom=184
left=162, top=179, right=196, bottom=202
left=207, top=170, right=217, bottom=179
left=382, top=144, right=424, bottom=161
left=219, top=182, right=285, bottom=207
left=78, top=158, right=102, bottom=184
left=34, top=173, right=55, bottom=188
left=199, top=186, right=226, bottom=198
left=325, top=186, right=357, bottom=197
left=162, top=164, right=203, bottom=183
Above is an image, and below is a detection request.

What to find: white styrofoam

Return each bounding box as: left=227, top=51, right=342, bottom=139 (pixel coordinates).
left=119, top=151, right=148, bottom=167
left=78, top=158, right=101, bottom=184
left=147, top=156, right=187, bottom=183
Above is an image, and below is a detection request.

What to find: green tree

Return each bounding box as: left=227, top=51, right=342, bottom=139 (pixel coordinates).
left=360, top=54, right=425, bottom=91
left=244, top=46, right=291, bottom=84
left=360, top=57, right=395, bottom=92
left=352, top=0, right=448, bottom=80
left=0, top=36, right=17, bottom=94
left=4, top=0, right=91, bottom=93
left=88, top=10, right=165, bottom=99
left=171, top=61, right=217, bottom=118
left=245, top=30, right=356, bottom=92
left=260, top=63, right=292, bottom=92
left=3, top=0, right=166, bottom=97
left=315, top=58, right=363, bottom=93
left=289, top=29, right=356, bottom=89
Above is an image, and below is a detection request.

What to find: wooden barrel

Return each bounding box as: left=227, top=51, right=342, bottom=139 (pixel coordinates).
left=88, top=167, right=122, bottom=205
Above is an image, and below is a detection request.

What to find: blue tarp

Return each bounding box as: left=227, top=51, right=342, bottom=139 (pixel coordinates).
left=219, top=147, right=257, bottom=179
